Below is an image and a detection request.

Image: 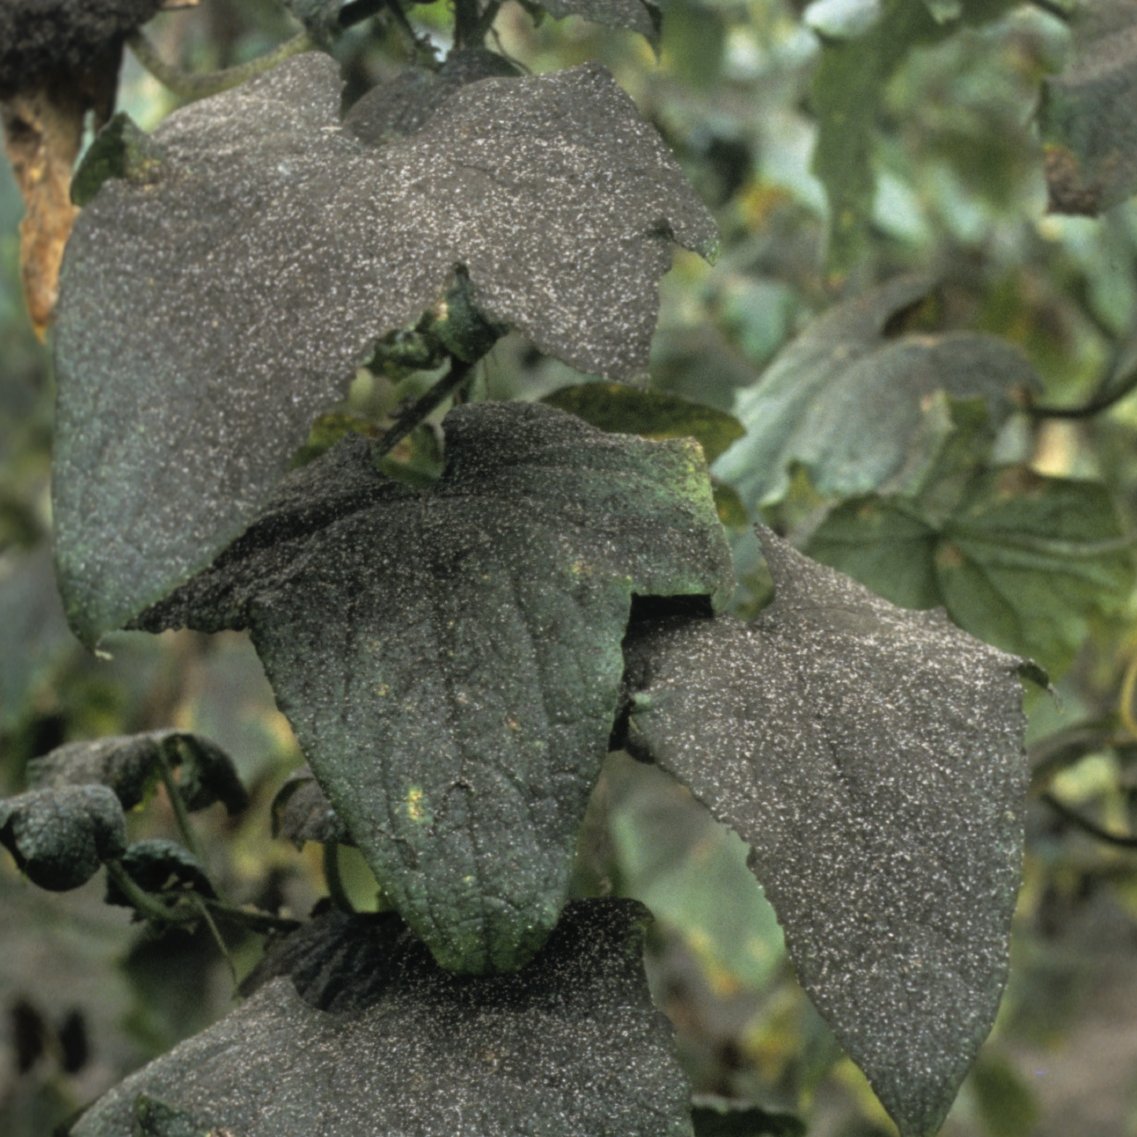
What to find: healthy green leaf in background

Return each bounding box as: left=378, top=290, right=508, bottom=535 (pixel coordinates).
left=53, top=52, right=717, bottom=644
left=71, top=901, right=696, bottom=1137
left=714, top=276, right=1038, bottom=510
left=1040, top=0, right=1137, bottom=214
left=623, top=528, right=1033, bottom=1137
left=137, top=402, right=732, bottom=973
left=806, top=467, right=1133, bottom=674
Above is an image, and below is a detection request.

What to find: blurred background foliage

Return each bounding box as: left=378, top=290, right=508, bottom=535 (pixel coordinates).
left=3, top=0, right=1137, bottom=1134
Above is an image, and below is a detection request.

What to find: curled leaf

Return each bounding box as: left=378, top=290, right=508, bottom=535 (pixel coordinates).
left=272, top=766, right=352, bottom=847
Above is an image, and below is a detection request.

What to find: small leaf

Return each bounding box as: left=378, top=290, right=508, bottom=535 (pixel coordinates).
left=1040, top=0, right=1137, bottom=214
left=137, top=402, right=732, bottom=973
left=104, top=839, right=216, bottom=907
left=716, top=277, right=1038, bottom=509
left=27, top=730, right=248, bottom=814
left=623, top=528, right=1033, bottom=1137
left=54, top=54, right=717, bottom=643
left=542, top=383, right=745, bottom=463
left=70, top=901, right=696, bottom=1137
left=531, top=0, right=661, bottom=47
left=272, top=766, right=353, bottom=847
left=0, top=784, right=126, bottom=890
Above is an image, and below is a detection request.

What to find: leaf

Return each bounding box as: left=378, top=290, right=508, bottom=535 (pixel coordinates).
left=136, top=402, right=732, bottom=973
left=1040, top=0, right=1137, bottom=214
left=542, top=383, right=745, bottom=463
left=690, top=1096, right=805, bottom=1137
left=715, top=276, right=1038, bottom=510
left=622, top=527, right=1033, bottom=1137
left=0, top=784, right=126, bottom=890
left=806, top=468, right=1132, bottom=675
left=53, top=53, right=717, bottom=644
left=104, top=839, right=217, bottom=907
left=27, top=730, right=248, bottom=814
left=70, top=900, right=696, bottom=1137
left=532, top=0, right=662, bottom=47
left=272, top=766, right=353, bottom=847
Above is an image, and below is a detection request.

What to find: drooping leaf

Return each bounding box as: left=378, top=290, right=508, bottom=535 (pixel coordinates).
left=136, top=402, right=732, bottom=973
left=807, top=468, right=1132, bottom=675
left=27, top=729, right=248, bottom=813
left=0, top=784, right=126, bottom=890
left=542, top=383, right=745, bottom=463
left=622, top=527, right=1033, bottom=1137
left=1040, top=0, right=1137, bottom=214
left=53, top=53, right=717, bottom=644
left=532, top=0, right=661, bottom=47
left=71, top=900, right=696, bottom=1137
left=104, top=838, right=216, bottom=907
left=272, top=766, right=353, bottom=847
left=715, top=276, right=1038, bottom=510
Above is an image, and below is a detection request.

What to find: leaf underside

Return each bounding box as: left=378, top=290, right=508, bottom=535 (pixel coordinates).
left=137, top=402, right=732, bottom=973
left=623, top=528, right=1031, bottom=1137
left=53, top=52, right=717, bottom=643
left=70, top=900, right=696, bottom=1137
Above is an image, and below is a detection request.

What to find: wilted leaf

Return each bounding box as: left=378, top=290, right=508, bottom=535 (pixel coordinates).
left=104, top=839, right=216, bottom=907
left=53, top=53, right=717, bottom=643
left=0, top=784, right=126, bottom=890
left=136, top=402, right=731, bottom=973
left=27, top=729, right=248, bottom=814
left=71, top=900, right=696, bottom=1137
left=533, top=0, right=661, bottom=46
left=715, top=276, right=1037, bottom=510
left=807, top=468, right=1132, bottom=675
left=1040, top=0, right=1137, bottom=214
left=272, top=766, right=352, bottom=847
left=623, top=528, right=1033, bottom=1137
left=542, top=383, right=745, bottom=462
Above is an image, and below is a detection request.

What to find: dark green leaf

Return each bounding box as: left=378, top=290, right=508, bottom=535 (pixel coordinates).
left=54, top=54, right=716, bottom=643
left=0, top=784, right=126, bottom=890
left=542, top=383, right=745, bottom=463
left=716, top=277, right=1038, bottom=509
left=137, top=402, right=732, bottom=973
left=623, top=528, right=1032, bottom=1137
left=1040, top=0, right=1137, bottom=214
left=27, top=730, right=248, bottom=814
left=807, top=468, right=1131, bottom=674
left=690, top=1095, right=805, bottom=1137
left=70, top=112, right=164, bottom=207
left=104, top=839, right=216, bottom=907
left=71, top=901, right=696, bottom=1137
left=271, top=766, right=352, bottom=847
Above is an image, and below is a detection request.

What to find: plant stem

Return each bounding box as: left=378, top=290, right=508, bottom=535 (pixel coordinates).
left=375, top=357, right=476, bottom=458
left=157, top=748, right=206, bottom=863
left=453, top=0, right=484, bottom=47
left=1041, top=792, right=1137, bottom=849
left=323, top=843, right=355, bottom=913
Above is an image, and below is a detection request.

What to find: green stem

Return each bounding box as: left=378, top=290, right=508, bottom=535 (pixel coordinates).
left=126, top=29, right=315, bottom=100
left=323, top=843, right=355, bottom=913
left=105, top=860, right=190, bottom=924
left=1041, top=791, right=1137, bottom=849
left=157, top=749, right=206, bottom=863
left=375, top=357, right=476, bottom=458
left=202, top=899, right=302, bottom=934
left=475, top=0, right=505, bottom=40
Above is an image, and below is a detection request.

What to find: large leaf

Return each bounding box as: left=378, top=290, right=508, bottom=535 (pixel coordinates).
left=53, top=53, right=717, bottom=644
left=70, top=900, right=696, bottom=1137
left=137, top=402, right=732, bottom=972
left=622, top=528, right=1032, bottom=1137
left=714, top=276, right=1038, bottom=510
left=1040, top=0, right=1137, bottom=214
left=806, top=468, right=1132, bottom=675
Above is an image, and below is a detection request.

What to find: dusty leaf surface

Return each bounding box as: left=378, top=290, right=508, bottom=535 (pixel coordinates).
left=137, top=402, right=731, bottom=972
left=71, top=900, right=695, bottom=1137
left=623, top=528, right=1031, bottom=1136
left=53, top=52, right=716, bottom=643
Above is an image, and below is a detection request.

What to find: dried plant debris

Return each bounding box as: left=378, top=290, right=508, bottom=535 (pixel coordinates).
left=27, top=730, right=247, bottom=814
left=0, top=0, right=164, bottom=333
left=136, top=402, right=731, bottom=973
left=70, top=901, right=696, bottom=1137
left=53, top=52, right=717, bottom=644
left=715, top=276, right=1039, bottom=510
left=1041, top=0, right=1137, bottom=214
left=0, top=784, right=126, bottom=890
left=623, top=528, right=1034, bottom=1137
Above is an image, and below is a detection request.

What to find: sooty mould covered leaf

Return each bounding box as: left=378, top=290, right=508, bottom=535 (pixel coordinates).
left=272, top=766, right=353, bottom=847
left=0, top=784, right=126, bottom=890
left=53, top=51, right=717, bottom=644
left=104, top=838, right=217, bottom=907
left=715, top=276, right=1038, bottom=510
left=27, top=729, right=248, bottom=814
left=137, top=402, right=731, bottom=974
left=531, top=0, right=662, bottom=46
left=623, top=528, right=1033, bottom=1137
left=71, top=900, right=696, bottom=1137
